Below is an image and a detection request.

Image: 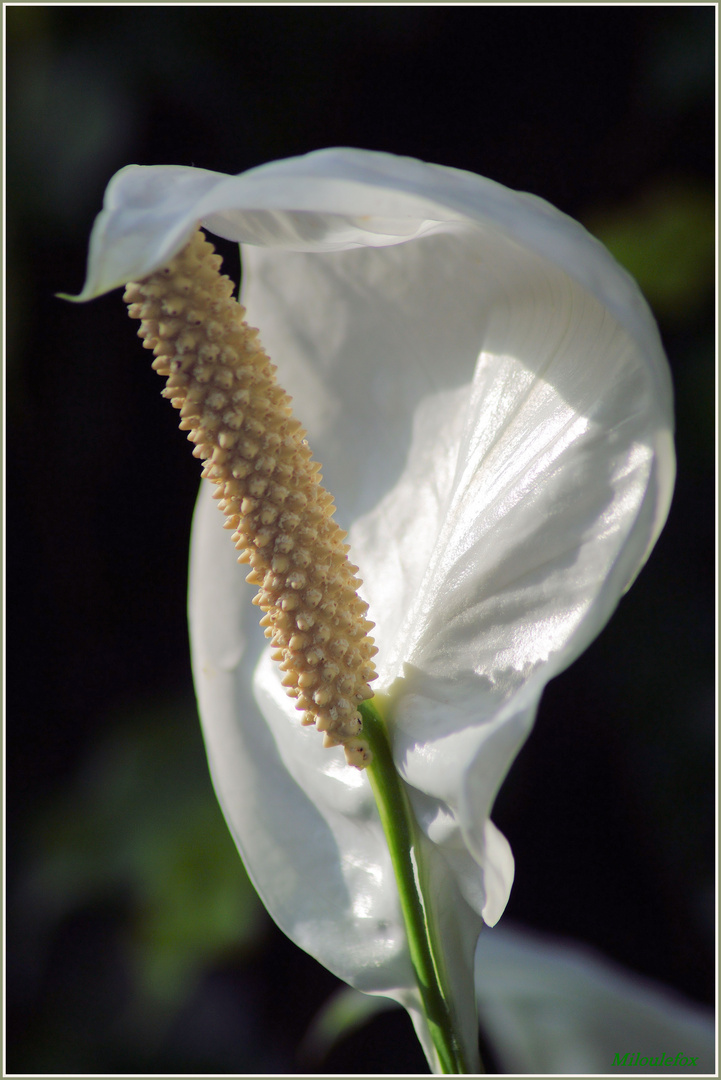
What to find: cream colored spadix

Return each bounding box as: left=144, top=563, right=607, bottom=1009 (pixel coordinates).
left=124, top=227, right=378, bottom=767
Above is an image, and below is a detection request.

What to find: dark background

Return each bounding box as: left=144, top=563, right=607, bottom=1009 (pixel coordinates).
left=7, top=5, right=715, bottom=1075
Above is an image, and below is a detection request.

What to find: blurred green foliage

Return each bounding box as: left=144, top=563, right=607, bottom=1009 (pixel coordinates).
left=586, top=182, right=715, bottom=322
left=21, top=698, right=267, bottom=1044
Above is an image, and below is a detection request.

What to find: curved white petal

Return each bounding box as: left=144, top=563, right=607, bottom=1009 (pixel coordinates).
left=80, top=149, right=674, bottom=1072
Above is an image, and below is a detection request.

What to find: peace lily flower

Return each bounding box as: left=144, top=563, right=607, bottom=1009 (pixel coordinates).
left=70, top=148, right=675, bottom=1073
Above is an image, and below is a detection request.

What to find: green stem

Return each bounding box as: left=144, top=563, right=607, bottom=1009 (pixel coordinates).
left=360, top=698, right=476, bottom=1075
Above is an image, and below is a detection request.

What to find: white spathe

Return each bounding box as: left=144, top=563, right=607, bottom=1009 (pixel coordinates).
left=76, top=149, right=675, bottom=1073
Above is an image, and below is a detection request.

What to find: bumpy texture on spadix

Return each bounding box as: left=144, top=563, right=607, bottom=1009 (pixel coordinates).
left=124, top=228, right=377, bottom=767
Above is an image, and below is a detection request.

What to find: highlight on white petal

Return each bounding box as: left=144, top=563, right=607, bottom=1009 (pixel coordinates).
left=475, top=926, right=715, bottom=1074
left=286, top=217, right=673, bottom=911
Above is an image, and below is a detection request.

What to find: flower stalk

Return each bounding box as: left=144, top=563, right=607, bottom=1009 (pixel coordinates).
left=361, top=698, right=476, bottom=1075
